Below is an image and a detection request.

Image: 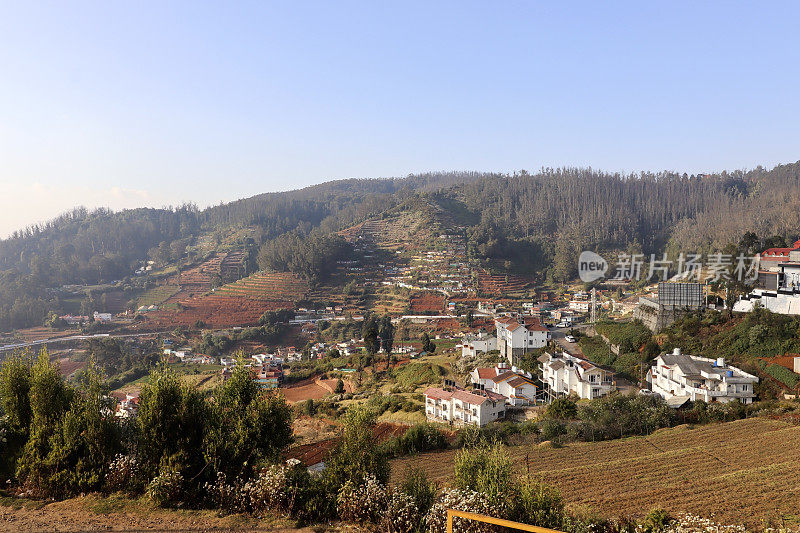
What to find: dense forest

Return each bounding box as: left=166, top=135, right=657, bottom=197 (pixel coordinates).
left=1, top=162, right=799, bottom=330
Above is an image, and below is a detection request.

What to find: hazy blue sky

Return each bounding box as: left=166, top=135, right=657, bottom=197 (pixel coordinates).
left=2, top=1, right=799, bottom=236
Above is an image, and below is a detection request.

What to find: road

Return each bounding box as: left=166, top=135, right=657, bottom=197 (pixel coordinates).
left=550, top=324, right=640, bottom=393
left=549, top=323, right=592, bottom=355
left=0, top=332, right=156, bottom=352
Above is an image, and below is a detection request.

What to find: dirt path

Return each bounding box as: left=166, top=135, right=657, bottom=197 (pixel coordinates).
left=0, top=495, right=317, bottom=532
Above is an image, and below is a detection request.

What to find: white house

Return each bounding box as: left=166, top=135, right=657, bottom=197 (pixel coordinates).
left=539, top=351, right=616, bottom=400
left=648, top=349, right=758, bottom=404
left=470, top=363, right=537, bottom=406
left=495, top=316, right=549, bottom=365
left=93, top=311, right=113, bottom=323
left=461, top=331, right=497, bottom=357
left=424, top=386, right=506, bottom=427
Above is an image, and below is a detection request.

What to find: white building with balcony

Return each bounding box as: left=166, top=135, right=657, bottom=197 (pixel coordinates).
left=495, top=316, right=549, bottom=366
left=424, top=386, right=506, bottom=427
left=470, top=363, right=537, bottom=406
left=538, top=351, right=616, bottom=400
left=461, top=331, right=497, bottom=357
left=648, top=349, right=758, bottom=404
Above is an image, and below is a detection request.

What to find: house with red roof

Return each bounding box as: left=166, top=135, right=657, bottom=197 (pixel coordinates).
left=759, top=240, right=800, bottom=272
left=495, top=316, right=550, bottom=365
left=424, top=385, right=506, bottom=427
left=470, top=362, right=538, bottom=406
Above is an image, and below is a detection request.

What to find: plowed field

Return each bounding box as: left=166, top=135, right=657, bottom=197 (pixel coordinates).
left=390, top=417, right=800, bottom=527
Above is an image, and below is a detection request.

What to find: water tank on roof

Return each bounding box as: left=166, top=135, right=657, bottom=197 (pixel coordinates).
left=673, top=348, right=681, bottom=356
left=717, top=357, right=725, bottom=368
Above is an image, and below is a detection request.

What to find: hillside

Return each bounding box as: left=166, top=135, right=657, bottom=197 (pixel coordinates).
left=3, top=162, right=800, bottom=331
left=390, top=416, right=800, bottom=528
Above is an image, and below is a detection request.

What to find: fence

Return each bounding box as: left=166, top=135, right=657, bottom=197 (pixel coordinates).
left=446, top=509, right=564, bottom=533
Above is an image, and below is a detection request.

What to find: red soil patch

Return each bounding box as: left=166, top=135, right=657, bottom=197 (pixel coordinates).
left=285, top=423, right=409, bottom=466
left=281, top=377, right=354, bottom=403
left=410, top=292, right=445, bottom=313
left=57, top=358, right=87, bottom=377
left=281, top=379, right=329, bottom=403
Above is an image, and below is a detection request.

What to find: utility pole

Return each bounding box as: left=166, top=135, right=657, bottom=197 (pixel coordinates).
left=590, top=286, right=597, bottom=324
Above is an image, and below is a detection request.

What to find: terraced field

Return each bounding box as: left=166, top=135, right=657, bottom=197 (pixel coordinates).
left=214, top=271, right=309, bottom=301
left=147, top=294, right=294, bottom=327
left=476, top=270, right=531, bottom=296
left=137, top=284, right=180, bottom=307
left=390, top=417, right=800, bottom=527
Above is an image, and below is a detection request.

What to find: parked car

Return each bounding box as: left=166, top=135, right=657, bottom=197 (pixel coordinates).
left=556, top=322, right=568, bottom=328
left=565, top=335, right=576, bottom=343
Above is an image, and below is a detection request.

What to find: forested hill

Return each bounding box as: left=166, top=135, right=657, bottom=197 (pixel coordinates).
left=1, top=162, right=800, bottom=330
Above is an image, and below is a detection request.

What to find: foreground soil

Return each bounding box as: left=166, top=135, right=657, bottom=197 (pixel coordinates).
left=0, top=494, right=320, bottom=532
left=391, top=416, right=800, bottom=528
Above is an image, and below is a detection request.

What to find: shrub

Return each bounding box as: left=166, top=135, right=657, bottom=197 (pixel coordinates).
left=383, top=489, right=421, bottom=533
left=642, top=508, right=674, bottom=532
left=237, top=460, right=331, bottom=522
left=400, top=465, right=437, bottom=518
left=392, top=423, right=448, bottom=456
left=147, top=466, right=184, bottom=506
left=323, top=405, right=390, bottom=491
left=426, top=488, right=499, bottom=533
left=539, top=417, right=568, bottom=443
left=453, top=440, right=513, bottom=504
left=510, top=477, right=565, bottom=529
left=337, top=474, right=387, bottom=523
left=105, top=454, right=143, bottom=494
left=546, top=397, right=577, bottom=420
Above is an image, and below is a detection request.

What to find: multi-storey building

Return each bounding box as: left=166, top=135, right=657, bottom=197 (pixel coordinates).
left=538, top=351, right=616, bottom=400
left=648, top=349, right=758, bottom=404
left=495, top=316, right=549, bottom=365
left=470, top=363, right=537, bottom=406
left=424, top=386, right=506, bottom=427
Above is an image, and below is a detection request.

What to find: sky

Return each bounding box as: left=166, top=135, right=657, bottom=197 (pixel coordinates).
left=1, top=1, right=799, bottom=237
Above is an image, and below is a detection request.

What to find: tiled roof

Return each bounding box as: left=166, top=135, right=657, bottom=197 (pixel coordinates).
left=424, top=387, right=452, bottom=401
left=507, top=376, right=535, bottom=388
left=493, top=371, right=518, bottom=382
left=452, top=389, right=491, bottom=405
left=475, top=368, right=497, bottom=380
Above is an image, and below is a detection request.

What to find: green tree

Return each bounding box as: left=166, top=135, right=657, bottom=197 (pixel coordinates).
left=334, top=378, right=345, bottom=394
left=421, top=332, right=436, bottom=353
left=0, top=351, right=33, bottom=433
left=323, top=405, right=389, bottom=490
left=204, top=362, right=293, bottom=480
left=546, top=397, right=577, bottom=420
left=137, top=367, right=207, bottom=481
left=378, top=314, right=394, bottom=354
left=15, top=353, right=119, bottom=497
left=362, top=315, right=380, bottom=355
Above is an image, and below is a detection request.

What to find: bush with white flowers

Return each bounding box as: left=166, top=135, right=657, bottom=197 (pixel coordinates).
left=337, top=474, right=388, bottom=523
left=105, top=454, right=142, bottom=494
left=426, top=488, right=500, bottom=533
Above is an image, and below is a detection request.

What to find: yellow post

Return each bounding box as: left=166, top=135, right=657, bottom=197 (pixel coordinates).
left=445, top=509, right=565, bottom=533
